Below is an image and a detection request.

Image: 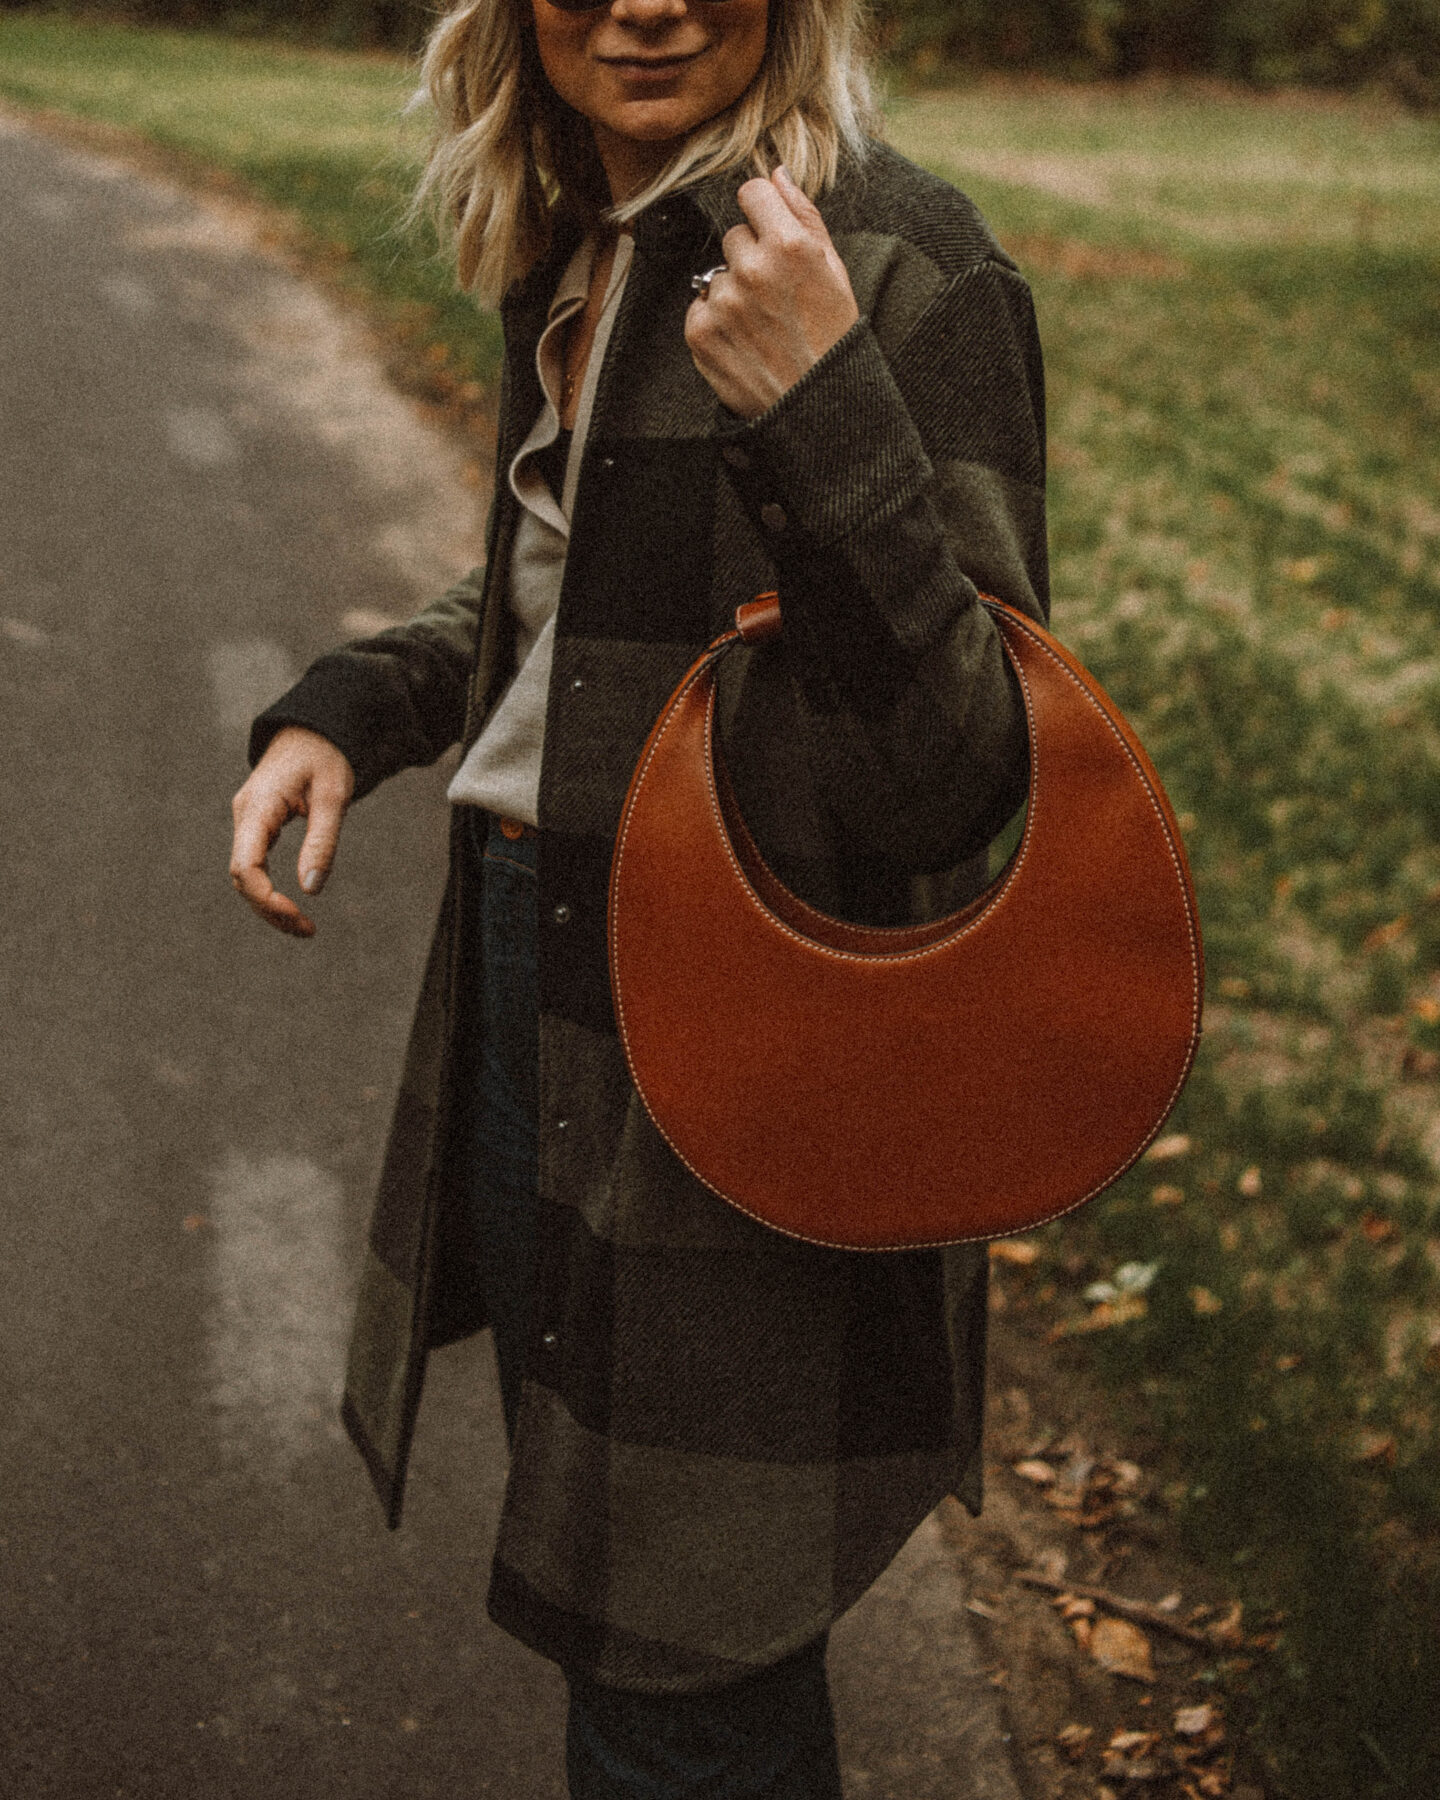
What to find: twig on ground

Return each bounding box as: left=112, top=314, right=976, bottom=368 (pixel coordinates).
left=1014, top=1570, right=1216, bottom=1648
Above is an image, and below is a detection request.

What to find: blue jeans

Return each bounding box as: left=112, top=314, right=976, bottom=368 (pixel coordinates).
left=461, top=810, right=843, bottom=1800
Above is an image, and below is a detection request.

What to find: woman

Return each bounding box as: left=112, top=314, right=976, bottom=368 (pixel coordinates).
left=231, top=0, right=1048, bottom=1791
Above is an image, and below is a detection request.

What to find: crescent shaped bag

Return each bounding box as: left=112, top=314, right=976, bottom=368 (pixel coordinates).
left=607, top=592, right=1203, bottom=1250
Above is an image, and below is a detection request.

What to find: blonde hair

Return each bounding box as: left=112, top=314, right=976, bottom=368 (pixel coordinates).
left=412, top=0, right=880, bottom=305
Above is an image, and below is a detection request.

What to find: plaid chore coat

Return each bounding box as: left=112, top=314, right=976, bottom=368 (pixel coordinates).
left=251, top=141, right=1049, bottom=1693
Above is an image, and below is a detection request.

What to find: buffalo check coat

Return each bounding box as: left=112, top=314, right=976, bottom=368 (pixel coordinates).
left=251, top=141, right=1050, bottom=1694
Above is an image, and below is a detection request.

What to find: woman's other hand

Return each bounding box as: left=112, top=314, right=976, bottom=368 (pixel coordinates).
left=685, top=165, right=859, bottom=421
left=230, top=727, right=355, bottom=938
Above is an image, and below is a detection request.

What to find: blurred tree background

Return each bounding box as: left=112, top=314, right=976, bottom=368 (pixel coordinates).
left=1, top=0, right=1436, bottom=102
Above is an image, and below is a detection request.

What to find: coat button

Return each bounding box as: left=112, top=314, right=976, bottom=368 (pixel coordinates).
left=553, top=902, right=572, bottom=925
left=722, top=445, right=751, bottom=472
left=759, top=501, right=788, bottom=533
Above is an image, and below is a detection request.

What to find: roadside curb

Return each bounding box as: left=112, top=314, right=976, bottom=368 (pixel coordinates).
left=831, top=1508, right=1024, bottom=1799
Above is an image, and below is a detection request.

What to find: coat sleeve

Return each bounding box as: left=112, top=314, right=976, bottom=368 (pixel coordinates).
left=714, top=254, right=1048, bottom=873
left=246, top=565, right=488, bottom=799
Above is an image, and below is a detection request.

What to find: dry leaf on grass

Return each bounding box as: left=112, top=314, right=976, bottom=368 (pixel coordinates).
left=1174, top=1704, right=1218, bottom=1736
left=1102, top=1731, right=1164, bottom=1781
left=1055, top=1722, right=1093, bottom=1760
left=1363, top=915, right=1410, bottom=952
left=1049, top=1293, right=1148, bottom=1337
left=989, top=1238, right=1040, bottom=1265
left=1013, top=1458, right=1057, bottom=1485
left=1089, top=1615, right=1156, bottom=1682
left=1109, top=1729, right=1161, bottom=1754
left=1146, top=1133, right=1192, bottom=1161
left=1207, top=1600, right=1245, bottom=1646
left=1151, top=1183, right=1185, bottom=1206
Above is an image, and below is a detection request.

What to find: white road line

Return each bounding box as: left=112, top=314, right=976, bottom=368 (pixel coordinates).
left=97, top=271, right=155, bottom=319
left=207, top=638, right=297, bottom=743
left=205, top=1149, right=349, bottom=1475
left=165, top=404, right=240, bottom=468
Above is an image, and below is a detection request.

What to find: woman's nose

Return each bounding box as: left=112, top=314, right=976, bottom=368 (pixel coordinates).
left=607, top=0, right=693, bottom=25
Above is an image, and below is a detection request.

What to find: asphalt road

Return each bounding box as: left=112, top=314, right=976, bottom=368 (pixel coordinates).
left=0, top=116, right=1021, bottom=1800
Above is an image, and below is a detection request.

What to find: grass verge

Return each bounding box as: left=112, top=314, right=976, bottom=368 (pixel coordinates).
left=887, top=80, right=1440, bottom=1797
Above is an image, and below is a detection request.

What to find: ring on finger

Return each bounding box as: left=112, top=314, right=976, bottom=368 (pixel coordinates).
left=690, top=263, right=728, bottom=302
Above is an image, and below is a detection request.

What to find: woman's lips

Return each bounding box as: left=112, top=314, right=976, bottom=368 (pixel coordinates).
left=601, top=51, right=704, bottom=81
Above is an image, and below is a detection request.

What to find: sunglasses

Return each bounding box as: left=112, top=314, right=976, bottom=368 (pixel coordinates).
left=542, top=0, right=738, bottom=10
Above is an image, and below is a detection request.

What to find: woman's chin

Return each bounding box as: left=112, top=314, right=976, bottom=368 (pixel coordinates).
left=598, top=93, right=729, bottom=148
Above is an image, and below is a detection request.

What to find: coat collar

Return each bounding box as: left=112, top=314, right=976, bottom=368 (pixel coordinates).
left=503, top=163, right=750, bottom=319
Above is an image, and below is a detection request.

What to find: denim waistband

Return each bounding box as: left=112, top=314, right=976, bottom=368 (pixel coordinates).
left=464, top=806, right=539, bottom=875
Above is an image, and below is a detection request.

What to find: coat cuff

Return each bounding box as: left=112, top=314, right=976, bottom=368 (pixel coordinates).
left=714, top=320, right=934, bottom=555
left=248, top=636, right=429, bottom=801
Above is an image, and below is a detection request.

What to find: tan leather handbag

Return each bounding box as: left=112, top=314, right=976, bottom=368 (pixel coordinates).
left=608, top=593, right=1203, bottom=1250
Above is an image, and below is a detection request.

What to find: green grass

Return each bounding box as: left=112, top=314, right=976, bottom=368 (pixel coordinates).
left=6, top=17, right=1440, bottom=1792
left=890, top=80, right=1440, bottom=1797
left=0, top=10, right=502, bottom=389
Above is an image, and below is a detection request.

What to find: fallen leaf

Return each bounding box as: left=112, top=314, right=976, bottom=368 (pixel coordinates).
left=1056, top=1722, right=1093, bottom=1760
left=1402, top=1045, right=1440, bottom=1077
left=1059, top=1596, right=1097, bottom=1620
left=989, top=1238, right=1040, bottom=1265
left=1363, top=915, right=1410, bottom=952
left=1359, top=1210, right=1397, bottom=1244
left=1275, top=1353, right=1302, bottom=1371
left=1102, top=1753, right=1161, bottom=1779
left=1156, top=1592, right=1182, bottom=1612
left=1236, top=1165, right=1262, bottom=1198
left=1150, top=1183, right=1185, bottom=1206
left=1049, top=1294, right=1149, bottom=1337
left=966, top=1598, right=998, bottom=1620
left=1146, top=1133, right=1192, bottom=1162
left=1354, top=1429, right=1398, bottom=1466
left=1070, top=1616, right=1093, bottom=1649
left=1190, top=1286, right=1224, bottom=1316
left=1109, top=1729, right=1161, bottom=1754
left=1174, top=1704, right=1218, bottom=1737
left=1208, top=1601, right=1245, bottom=1646
left=1089, top=1616, right=1156, bottom=1682
left=1013, top=1458, right=1057, bottom=1485
left=1413, top=997, right=1440, bottom=1024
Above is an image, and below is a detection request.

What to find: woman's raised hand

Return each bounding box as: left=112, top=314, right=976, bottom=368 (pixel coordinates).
left=230, top=727, right=355, bottom=938
left=685, top=165, right=859, bottom=421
